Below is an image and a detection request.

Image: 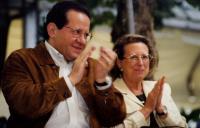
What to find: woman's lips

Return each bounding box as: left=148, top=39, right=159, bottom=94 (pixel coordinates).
left=134, top=69, right=145, bottom=73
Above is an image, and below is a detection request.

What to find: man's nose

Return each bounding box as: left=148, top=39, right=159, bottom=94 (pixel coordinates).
left=77, top=34, right=87, bottom=44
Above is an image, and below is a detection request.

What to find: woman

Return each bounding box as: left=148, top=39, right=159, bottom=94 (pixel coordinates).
left=111, top=34, right=187, bottom=128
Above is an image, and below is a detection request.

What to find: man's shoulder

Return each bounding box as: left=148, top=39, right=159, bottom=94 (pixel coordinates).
left=13, top=47, right=34, bottom=55
left=11, top=42, right=45, bottom=55
left=7, top=42, right=46, bottom=61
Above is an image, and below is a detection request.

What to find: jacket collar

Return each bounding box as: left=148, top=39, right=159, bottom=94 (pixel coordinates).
left=34, top=42, right=55, bottom=66
left=113, top=78, right=144, bottom=106
left=114, top=79, right=156, bottom=106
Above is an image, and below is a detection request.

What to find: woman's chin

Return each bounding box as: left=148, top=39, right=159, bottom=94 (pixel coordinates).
left=134, top=75, right=145, bottom=81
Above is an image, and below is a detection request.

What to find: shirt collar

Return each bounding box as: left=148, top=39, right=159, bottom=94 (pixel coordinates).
left=45, top=41, right=73, bottom=67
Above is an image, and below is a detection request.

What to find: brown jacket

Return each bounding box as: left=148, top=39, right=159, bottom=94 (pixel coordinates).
left=1, top=43, right=126, bottom=128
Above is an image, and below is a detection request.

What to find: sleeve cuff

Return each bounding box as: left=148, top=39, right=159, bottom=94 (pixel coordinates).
left=95, top=76, right=112, bottom=90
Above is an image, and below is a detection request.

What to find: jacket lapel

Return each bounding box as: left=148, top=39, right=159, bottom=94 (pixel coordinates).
left=114, top=78, right=144, bottom=106
left=34, top=42, right=55, bottom=66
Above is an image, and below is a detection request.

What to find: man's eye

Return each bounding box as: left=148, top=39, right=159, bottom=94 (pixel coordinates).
left=74, top=29, right=81, bottom=34
left=85, top=33, right=89, bottom=37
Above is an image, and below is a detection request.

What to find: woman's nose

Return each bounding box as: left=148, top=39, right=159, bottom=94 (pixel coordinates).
left=137, top=57, right=144, bottom=65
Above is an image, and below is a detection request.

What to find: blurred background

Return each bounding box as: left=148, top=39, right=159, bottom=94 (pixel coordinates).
left=0, top=0, right=200, bottom=127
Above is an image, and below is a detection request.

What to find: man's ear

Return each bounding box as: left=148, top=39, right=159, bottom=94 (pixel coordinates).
left=47, top=23, right=57, bottom=38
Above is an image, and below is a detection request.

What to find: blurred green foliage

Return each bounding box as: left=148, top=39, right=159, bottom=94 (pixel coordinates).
left=76, top=0, right=117, bottom=29
left=77, top=0, right=176, bottom=30
left=187, top=0, right=200, bottom=8
left=44, top=0, right=179, bottom=30
left=152, top=0, right=176, bottom=29
left=45, top=0, right=199, bottom=29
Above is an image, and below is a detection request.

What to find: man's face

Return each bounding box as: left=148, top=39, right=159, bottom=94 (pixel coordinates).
left=49, top=10, right=90, bottom=61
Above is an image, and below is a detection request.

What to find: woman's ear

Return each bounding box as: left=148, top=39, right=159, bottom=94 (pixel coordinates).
left=47, top=23, right=57, bottom=38
left=116, top=59, right=123, bottom=71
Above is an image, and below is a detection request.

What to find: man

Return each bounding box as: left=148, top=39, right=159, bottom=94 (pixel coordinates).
left=0, top=1, right=126, bottom=128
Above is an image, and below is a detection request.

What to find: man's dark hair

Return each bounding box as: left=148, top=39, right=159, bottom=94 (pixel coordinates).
left=43, top=0, right=91, bottom=40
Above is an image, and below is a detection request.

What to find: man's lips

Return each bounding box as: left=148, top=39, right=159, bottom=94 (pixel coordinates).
left=72, top=45, right=84, bottom=52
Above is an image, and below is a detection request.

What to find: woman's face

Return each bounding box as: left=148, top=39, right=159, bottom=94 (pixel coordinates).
left=117, top=42, right=150, bottom=82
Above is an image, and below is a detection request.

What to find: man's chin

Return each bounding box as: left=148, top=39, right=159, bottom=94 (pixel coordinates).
left=67, top=50, right=83, bottom=60
left=65, top=54, right=78, bottom=61
left=71, top=53, right=81, bottom=60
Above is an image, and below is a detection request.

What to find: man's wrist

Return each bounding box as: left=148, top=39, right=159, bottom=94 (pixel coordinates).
left=94, top=81, right=108, bottom=86
left=94, top=76, right=112, bottom=87
left=95, top=77, right=106, bottom=83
